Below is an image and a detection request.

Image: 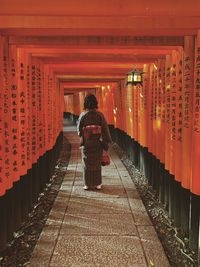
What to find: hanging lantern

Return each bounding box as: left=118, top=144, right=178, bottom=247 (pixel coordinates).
left=127, top=69, right=143, bottom=86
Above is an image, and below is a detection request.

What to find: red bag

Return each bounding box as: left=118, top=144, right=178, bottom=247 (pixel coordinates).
left=101, top=151, right=110, bottom=166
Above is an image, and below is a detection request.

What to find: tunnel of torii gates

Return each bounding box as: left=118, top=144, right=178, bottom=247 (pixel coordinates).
left=1, top=1, right=200, bottom=260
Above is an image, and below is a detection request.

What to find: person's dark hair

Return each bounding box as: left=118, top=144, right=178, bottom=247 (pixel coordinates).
left=84, top=94, right=98, bottom=110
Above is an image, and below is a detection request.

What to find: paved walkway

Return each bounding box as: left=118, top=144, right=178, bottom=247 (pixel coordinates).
left=29, top=127, right=170, bottom=267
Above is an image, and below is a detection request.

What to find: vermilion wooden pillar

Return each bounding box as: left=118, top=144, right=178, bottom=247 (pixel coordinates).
left=44, top=64, right=49, bottom=152
left=163, top=55, right=172, bottom=209
left=169, top=50, right=177, bottom=177
left=117, top=82, right=124, bottom=131
left=0, top=35, right=5, bottom=196
left=125, top=84, right=134, bottom=138
left=180, top=36, right=195, bottom=236
left=17, top=48, right=28, bottom=177
left=96, top=88, right=103, bottom=113
left=153, top=61, right=159, bottom=160
left=174, top=48, right=183, bottom=183
left=190, top=31, right=200, bottom=255
left=112, top=83, right=122, bottom=130
left=30, top=57, right=38, bottom=163
left=139, top=64, right=149, bottom=149
left=106, top=86, right=114, bottom=126
left=159, top=59, right=166, bottom=165
left=158, top=59, right=166, bottom=203
left=181, top=36, right=195, bottom=189
left=73, top=92, right=80, bottom=116
left=25, top=53, right=32, bottom=170
left=155, top=60, right=161, bottom=161
left=191, top=31, right=200, bottom=196
left=120, top=81, right=127, bottom=134
left=133, top=83, right=139, bottom=143
left=147, top=63, right=157, bottom=185
left=138, top=64, right=149, bottom=175
left=164, top=55, right=172, bottom=172
left=8, top=44, right=19, bottom=187
left=148, top=63, right=155, bottom=155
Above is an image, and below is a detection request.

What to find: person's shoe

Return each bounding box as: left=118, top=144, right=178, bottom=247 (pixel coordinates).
left=83, top=185, right=89, bottom=190
left=96, top=184, right=102, bottom=190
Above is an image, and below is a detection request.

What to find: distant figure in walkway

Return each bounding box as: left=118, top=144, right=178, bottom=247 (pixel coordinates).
left=77, top=94, right=112, bottom=190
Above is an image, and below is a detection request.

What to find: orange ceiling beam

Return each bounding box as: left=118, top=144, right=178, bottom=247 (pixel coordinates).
left=1, top=28, right=197, bottom=37
left=0, top=15, right=199, bottom=36
left=57, top=74, right=125, bottom=79
left=9, top=36, right=184, bottom=47
left=1, top=2, right=197, bottom=88
left=1, top=0, right=200, bottom=17
left=24, top=47, right=176, bottom=55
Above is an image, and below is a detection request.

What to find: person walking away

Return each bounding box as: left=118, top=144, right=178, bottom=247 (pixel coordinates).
left=77, top=94, right=112, bottom=190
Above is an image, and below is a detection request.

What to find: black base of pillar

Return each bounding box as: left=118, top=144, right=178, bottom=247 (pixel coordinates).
left=0, top=132, right=63, bottom=252
left=158, top=163, right=165, bottom=204
left=0, top=196, right=7, bottom=250
left=180, top=188, right=190, bottom=236
left=173, top=180, right=181, bottom=228
left=113, top=127, right=200, bottom=254
left=189, top=194, right=200, bottom=253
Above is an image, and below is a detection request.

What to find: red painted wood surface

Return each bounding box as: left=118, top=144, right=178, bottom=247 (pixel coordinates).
left=191, top=31, right=200, bottom=195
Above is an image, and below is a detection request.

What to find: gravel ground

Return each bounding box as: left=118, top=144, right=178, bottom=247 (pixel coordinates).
left=0, top=139, right=198, bottom=267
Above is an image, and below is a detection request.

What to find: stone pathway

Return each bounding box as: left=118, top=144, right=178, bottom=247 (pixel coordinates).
left=29, top=129, right=170, bottom=267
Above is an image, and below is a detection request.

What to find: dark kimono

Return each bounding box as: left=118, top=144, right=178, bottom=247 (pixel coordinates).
left=77, top=109, right=112, bottom=187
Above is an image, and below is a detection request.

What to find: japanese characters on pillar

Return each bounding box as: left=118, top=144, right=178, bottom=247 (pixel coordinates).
left=138, top=82, right=142, bottom=145
left=182, top=36, right=195, bottom=190
left=36, top=60, right=43, bottom=157
left=119, top=81, right=125, bottom=132
left=191, top=31, right=200, bottom=195
left=164, top=55, right=171, bottom=171
left=121, top=80, right=127, bottom=133
left=59, top=83, right=64, bottom=132
left=153, top=62, right=159, bottom=158
left=169, top=50, right=177, bottom=176
left=0, top=36, right=5, bottom=196
left=158, top=59, right=166, bottom=163
left=48, top=69, right=54, bottom=149
left=133, top=83, right=139, bottom=142
left=18, top=48, right=27, bottom=176
left=58, top=81, right=62, bottom=134
left=9, top=44, right=19, bottom=185
left=26, top=53, right=32, bottom=169
left=43, top=64, right=49, bottom=151
left=50, top=71, right=55, bottom=146
left=31, top=58, right=37, bottom=163
left=54, top=78, right=58, bottom=137
left=174, top=48, right=183, bottom=182
left=148, top=63, right=155, bottom=154
left=157, top=62, right=162, bottom=160
left=54, top=77, right=57, bottom=142
left=40, top=64, right=45, bottom=155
